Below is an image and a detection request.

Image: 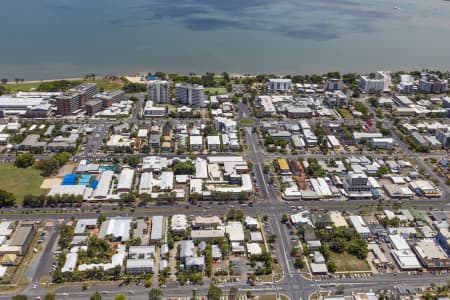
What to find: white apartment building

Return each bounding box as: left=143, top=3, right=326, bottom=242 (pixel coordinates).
left=175, top=83, right=205, bottom=108
left=266, top=78, right=293, bottom=93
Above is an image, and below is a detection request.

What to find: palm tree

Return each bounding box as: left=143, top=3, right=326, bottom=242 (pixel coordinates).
left=148, top=288, right=163, bottom=300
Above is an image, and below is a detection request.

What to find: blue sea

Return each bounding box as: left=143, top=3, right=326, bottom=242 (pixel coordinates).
left=1, top=0, right=450, bottom=80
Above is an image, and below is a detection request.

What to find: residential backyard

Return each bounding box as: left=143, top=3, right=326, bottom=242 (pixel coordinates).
left=0, top=164, right=45, bottom=204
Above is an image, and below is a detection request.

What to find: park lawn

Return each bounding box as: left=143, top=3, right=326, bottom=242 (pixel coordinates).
left=239, top=119, right=255, bottom=126
left=5, top=78, right=122, bottom=93
left=337, top=108, right=353, bottom=119
left=329, top=252, right=370, bottom=272
left=205, top=87, right=227, bottom=95
left=0, top=164, right=45, bottom=204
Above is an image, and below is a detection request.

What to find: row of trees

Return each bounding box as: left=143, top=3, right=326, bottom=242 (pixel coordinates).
left=23, top=193, right=83, bottom=207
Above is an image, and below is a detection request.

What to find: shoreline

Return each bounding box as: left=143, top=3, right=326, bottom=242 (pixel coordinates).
left=2, top=68, right=449, bottom=85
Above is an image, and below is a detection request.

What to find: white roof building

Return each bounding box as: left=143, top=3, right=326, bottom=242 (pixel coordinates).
left=74, top=219, right=97, bottom=235
left=139, top=172, right=153, bottom=194
left=190, top=178, right=203, bottom=194
left=291, top=211, right=312, bottom=225
left=247, top=243, right=262, bottom=256
left=106, top=134, right=134, bottom=148
left=150, top=216, right=164, bottom=241
left=61, top=253, right=78, bottom=273
left=117, top=168, right=134, bottom=192
left=195, top=158, right=208, bottom=179
left=190, top=135, right=203, bottom=147
left=142, top=156, right=169, bottom=172
left=48, top=185, right=87, bottom=197
left=92, top=171, right=114, bottom=199
left=159, top=171, right=174, bottom=190
left=137, top=129, right=148, bottom=138
left=349, top=216, right=371, bottom=237
left=245, top=216, right=259, bottom=228
left=389, top=234, right=410, bottom=251
left=226, top=221, right=245, bottom=242
left=98, top=217, right=133, bottom=241
left=391, top=249, right=421, bottom=270
left=79, top=244, right=126, bottom=271
left=171, top=214, right=188, bottom=232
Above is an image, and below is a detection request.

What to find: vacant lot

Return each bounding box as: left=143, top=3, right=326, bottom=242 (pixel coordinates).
left=0, top=164, right=45, bottom=204
left=205, top=87, right=227, bottom=95
left=329, top=252, right=370, bottom=272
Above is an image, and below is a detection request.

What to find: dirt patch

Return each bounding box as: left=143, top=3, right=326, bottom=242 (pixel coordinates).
left=57, top=163, right=76, bottom=177
left=40, top=178, right=62, bottom=189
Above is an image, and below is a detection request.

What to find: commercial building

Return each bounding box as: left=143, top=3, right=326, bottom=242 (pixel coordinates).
left=0, top=96, right=51, bottom=116
left=148, top=80, right=170, bottom=104
left=7, top=223, right=36, bottom=255
left=175, top=83, right=205, bottom=108
left=343, top=172, right=371, bottom=198
left=349, top=216, right=371, bottom=238
left=413, top=239, right=450, bottom=269
left=352, top=132, right=383, bottom=143
left=93, top=90, right=126, bottom=108
left=226, top=221, right=245, bottom=242
left=266, top=78, right=293, bottom=93
left=191, top=229, right=225, bottom=240
left=389, top=234, right=422, bottom=270
left=419, top=73, right=448, bottom=94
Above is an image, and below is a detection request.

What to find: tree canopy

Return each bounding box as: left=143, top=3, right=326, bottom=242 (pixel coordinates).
left=207, top=286, right=223, bottom=300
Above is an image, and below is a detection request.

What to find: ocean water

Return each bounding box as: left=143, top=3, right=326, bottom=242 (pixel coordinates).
left=1, top=0, right=450, bottom=80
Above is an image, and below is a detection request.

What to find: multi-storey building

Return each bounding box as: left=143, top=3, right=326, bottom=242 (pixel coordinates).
left=148, top=80, right=170, bottom=104
left=93, top=90, right=126, bottom=108
left=419, top=73, right=448, bottom=94
left=56, top=93, right=81, bottom=116
left=266, top=78, right=293, bottom=93
left=175, top=83, right=205, bottom=108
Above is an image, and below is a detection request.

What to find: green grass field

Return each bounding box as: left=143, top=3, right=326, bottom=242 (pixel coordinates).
left=239, top=119, right=255, bottom=126
left=0, top=164, right=45, bottom=204
left=329, top=252, right=370, bottom=272
left=205, top=87, right=227, bottom=95
left=337, top=108, right=353, bottom=119
left=5, top=78, right=123, bottom=93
